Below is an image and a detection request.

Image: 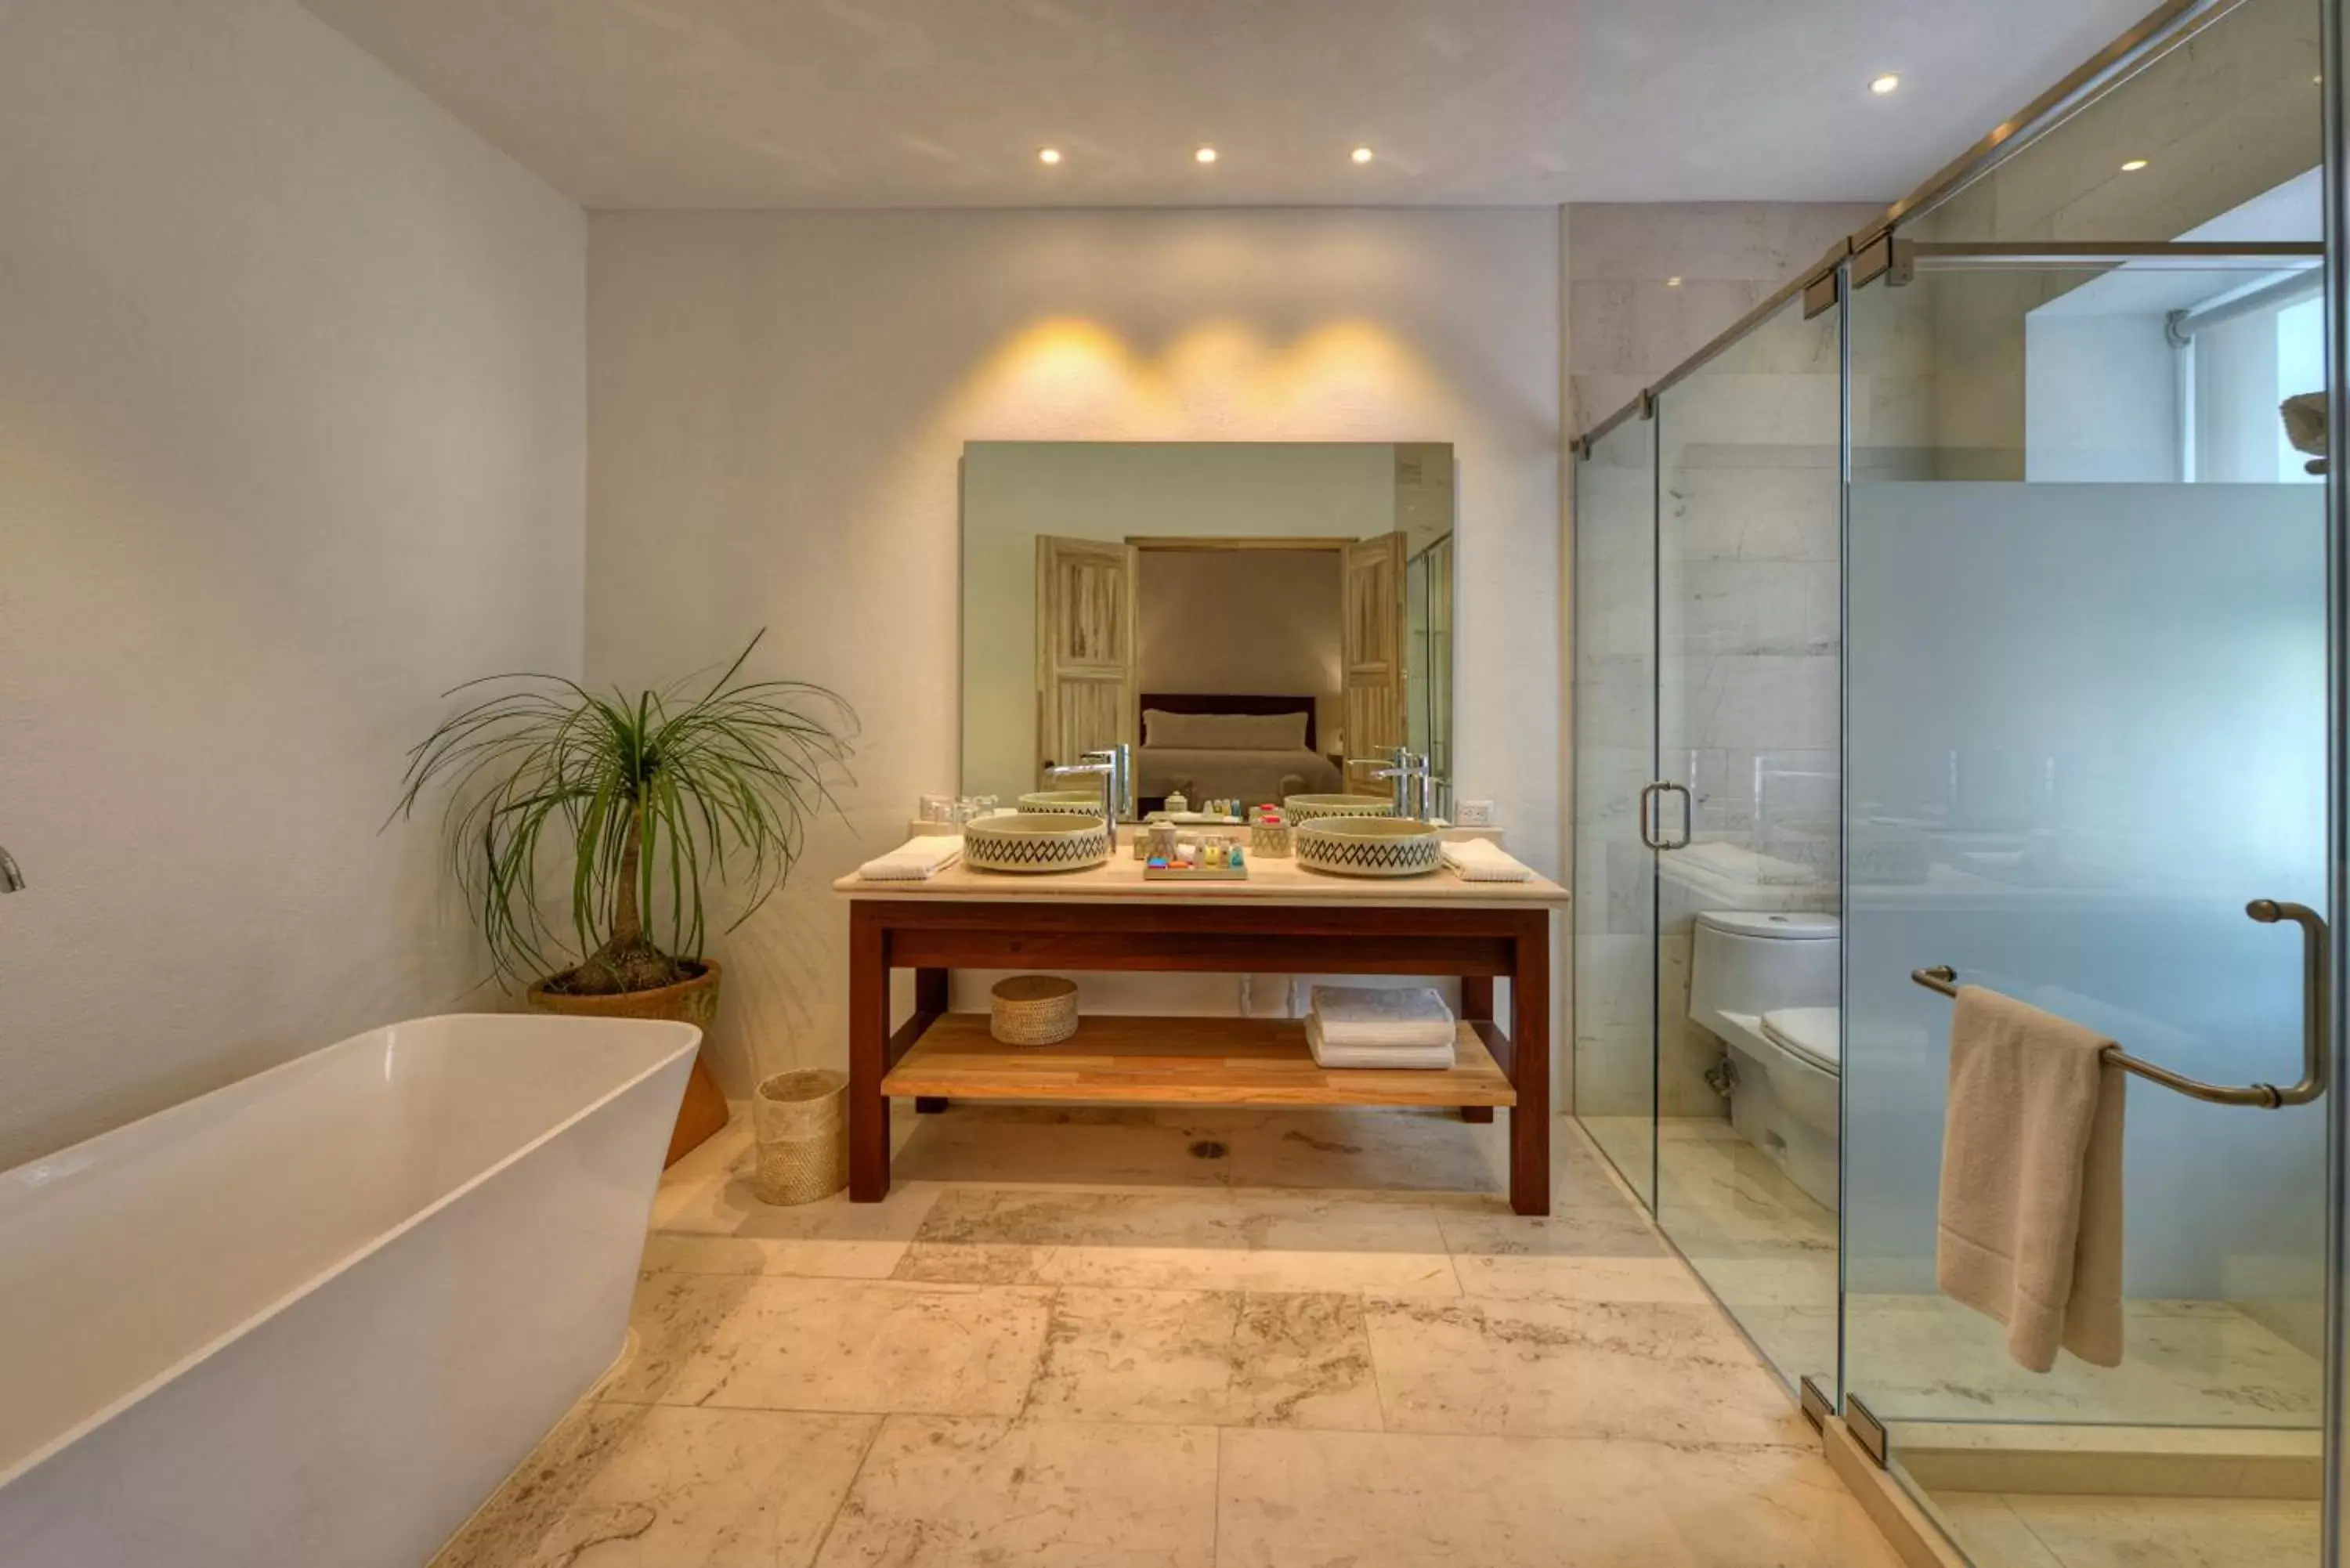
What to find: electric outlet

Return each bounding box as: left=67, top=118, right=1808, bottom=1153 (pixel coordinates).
left=1456, top=800, right=1496, bottom=827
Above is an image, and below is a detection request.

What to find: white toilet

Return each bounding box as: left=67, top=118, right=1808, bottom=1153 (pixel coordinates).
left=1687, top=910, right=1841, bottom=1209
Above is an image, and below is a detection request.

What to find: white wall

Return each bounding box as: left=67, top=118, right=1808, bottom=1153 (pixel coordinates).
left=0, top=0, right=587, bottom=1167
left=588, top=208, right=1560, bottom=1090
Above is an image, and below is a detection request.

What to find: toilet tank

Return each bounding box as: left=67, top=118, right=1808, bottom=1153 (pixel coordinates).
left=1688, top=910, right=1839, bottom=1035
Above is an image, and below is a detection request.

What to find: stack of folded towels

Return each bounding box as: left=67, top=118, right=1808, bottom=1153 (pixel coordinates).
left=858, top=835, right=964, bottom=881
left=1307, top=984, right=1457, bottom=1070
left=1439, top=837, right=1533, bottom=882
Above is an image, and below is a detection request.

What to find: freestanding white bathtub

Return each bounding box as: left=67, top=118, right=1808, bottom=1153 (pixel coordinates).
left=0, top=1013, right=698, bottom=1568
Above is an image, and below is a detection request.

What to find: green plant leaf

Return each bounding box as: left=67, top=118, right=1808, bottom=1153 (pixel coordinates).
left=390, top=630, right=858, bottom=992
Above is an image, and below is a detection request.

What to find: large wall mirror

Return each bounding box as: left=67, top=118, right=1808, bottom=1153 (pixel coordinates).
left=961, top=441, right=1455, bottom=817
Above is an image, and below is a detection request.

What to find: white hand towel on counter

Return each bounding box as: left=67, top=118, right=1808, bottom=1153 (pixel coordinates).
left=1307, top=1015, right=1456, bottom=1071
left=1936, top=985, right=2125, bottom=1372
left=858, top=835, right=964, bottom=881
left=1309, top=985, right=1456, bottom=1049
left=1441, top=838, right=1534, bottom=883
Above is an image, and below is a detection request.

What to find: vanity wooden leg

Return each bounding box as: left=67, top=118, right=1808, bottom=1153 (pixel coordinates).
left=1508, top=916, right=1553, bottom=1216
left=848, top=905, right=891, bottom=1202
left=1459, top=977, right=1496, bottom=1122
left=914, top=966, right=949, bottom=1015
left=1461, top=975, right=1494, bottom=1021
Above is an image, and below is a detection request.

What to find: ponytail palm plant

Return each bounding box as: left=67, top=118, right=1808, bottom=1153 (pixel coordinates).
left=395, top=632, right=855, bottom=996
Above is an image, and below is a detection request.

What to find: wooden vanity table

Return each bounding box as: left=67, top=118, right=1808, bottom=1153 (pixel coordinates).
left=833, top=853, right=1566, bottom=1216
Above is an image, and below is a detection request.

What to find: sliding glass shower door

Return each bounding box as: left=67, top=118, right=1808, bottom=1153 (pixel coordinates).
left=1572, top=417, right=1660, bottom=1208
left=1841, top=244, right=2333, bottom=1566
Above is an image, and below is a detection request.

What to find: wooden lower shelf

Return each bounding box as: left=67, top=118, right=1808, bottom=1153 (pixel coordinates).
left=880, top=1013, right=1515, bottom=1108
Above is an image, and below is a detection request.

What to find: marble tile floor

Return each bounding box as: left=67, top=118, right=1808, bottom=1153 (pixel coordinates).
left=436, top=1105, right=1905, bottom=1567
left=1932, top=1490, right=2322, bottom=1568
left=1581, top=1116, right=2325, bottom=1434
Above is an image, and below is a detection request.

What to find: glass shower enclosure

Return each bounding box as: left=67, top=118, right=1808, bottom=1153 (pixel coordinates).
left=1574, top=237, right=2337, bottom=1567
left=1571, top=0, right=2343, bottom=1545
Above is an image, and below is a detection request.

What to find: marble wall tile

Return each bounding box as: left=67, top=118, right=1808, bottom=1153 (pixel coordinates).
left=1217, top=1428, right=1902, bottom=1568
left=608, top=1273, right=1051, bottom=1417
left=815, top=1416, right=1217, bottom=1568
left=436, top=1406, right=877, bottom=1568
left=1360, top=1293, right=1809, bottom=1447
left=1565, top=201, right=1879, bottom=433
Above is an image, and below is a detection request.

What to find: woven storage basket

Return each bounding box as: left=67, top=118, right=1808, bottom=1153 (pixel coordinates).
left=991, top=975, right=1079, bottom=1045
left=750, top=1069, right=848, bottom=1205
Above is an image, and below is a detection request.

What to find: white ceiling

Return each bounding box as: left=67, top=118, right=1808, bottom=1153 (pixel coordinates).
left=298, top=0, right=2158, bottom=210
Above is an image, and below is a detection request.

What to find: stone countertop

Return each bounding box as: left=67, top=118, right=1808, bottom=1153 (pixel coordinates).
left=833, top=850, right=1567, bottom=907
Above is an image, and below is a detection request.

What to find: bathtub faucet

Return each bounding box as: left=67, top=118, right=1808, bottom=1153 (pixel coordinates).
left=0, top=844, right=21, bottom=893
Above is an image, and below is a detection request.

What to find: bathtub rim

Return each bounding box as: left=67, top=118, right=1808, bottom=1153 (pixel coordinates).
left=0, top=1013, right=702, bottom=1493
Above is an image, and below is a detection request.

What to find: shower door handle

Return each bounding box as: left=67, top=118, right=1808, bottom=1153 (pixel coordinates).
left=1638, top=782, right=1692, bottom=851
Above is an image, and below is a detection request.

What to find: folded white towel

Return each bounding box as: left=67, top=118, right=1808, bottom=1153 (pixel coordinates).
left=1441, top=838, right=1534, bottom=883
left=1307, top=1015, right=1456, bottom=1071
left=859, top=835, right=964, bottom=881
left=1310, top=985, right=1456, bottom=1049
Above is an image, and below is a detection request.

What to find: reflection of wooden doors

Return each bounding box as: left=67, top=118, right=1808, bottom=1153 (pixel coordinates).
left=1036, top=536, right=1139, bottom=783
left=1342, top=531, right=1408, bottom=757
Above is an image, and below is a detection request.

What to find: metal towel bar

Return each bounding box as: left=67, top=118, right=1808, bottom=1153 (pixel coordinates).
left=1911, top=899, right=2330, bottom=1109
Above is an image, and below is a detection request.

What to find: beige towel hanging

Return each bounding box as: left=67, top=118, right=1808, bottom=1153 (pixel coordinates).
left=1936, top=985, right=2126, bottom=1372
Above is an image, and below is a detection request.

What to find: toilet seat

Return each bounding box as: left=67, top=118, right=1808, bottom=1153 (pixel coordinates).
left=1759, top=1006, right=1841, bottom=1074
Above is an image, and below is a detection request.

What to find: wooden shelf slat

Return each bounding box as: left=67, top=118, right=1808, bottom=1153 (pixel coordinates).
left=880, top=1013, right=1516, bottom=1108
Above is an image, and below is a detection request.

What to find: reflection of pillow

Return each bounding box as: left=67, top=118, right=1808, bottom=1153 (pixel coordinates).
left=1143, top=709, right=1308, bottom=750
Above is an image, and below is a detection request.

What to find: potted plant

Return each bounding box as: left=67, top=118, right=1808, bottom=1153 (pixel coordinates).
left=394, top=631, right=855, bottom=1164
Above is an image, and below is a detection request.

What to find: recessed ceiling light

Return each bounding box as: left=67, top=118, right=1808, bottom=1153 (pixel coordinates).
left=1351, top=146, right=1375, bottom=164
left=2120, top=158, right=2149, bottom=172
left=1870, top=73, right=1901, bottom=96
left=1665, top=276, right=1683, bottom=287
left=1195, top=146, right=1218, bottom=164
left=1037, top=146, right=1062, bottom=165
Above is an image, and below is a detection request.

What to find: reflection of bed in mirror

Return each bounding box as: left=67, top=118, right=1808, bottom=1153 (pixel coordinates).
left=959, top=441, right=1453, bottom=814
left=1135, top=692, right=1342, bottom=811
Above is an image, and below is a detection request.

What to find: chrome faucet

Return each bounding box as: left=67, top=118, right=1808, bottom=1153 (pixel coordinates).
left=1048, top=742, right=1133, bottom=826
left=0, top=844, right=23, bottom=894
left=1350, top=749, right=1439, bottom=821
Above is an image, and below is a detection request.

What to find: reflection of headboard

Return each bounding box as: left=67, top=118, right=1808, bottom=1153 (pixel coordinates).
left=1138, top=693, right=1318, bottom=752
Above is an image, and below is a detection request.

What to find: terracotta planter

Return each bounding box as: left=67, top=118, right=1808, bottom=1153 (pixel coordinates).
left=527, top=959, right=730, bottom=1166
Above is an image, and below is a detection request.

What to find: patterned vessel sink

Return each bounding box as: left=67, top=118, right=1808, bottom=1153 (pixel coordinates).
left=1282, top=793, right=1396, bottom=824
left=1295, top=816, right=1444, bottom=878
left=963, top=812, right=1113, bottom=873
left=1017, top=789, right=1107, bottom=815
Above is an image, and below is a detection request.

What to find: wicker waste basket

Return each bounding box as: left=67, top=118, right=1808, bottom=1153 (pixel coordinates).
left=750, top=1068, right=849, bottom=1205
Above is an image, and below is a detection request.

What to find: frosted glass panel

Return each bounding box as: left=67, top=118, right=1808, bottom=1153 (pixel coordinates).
left=1842, top=479, right=2327, bottom=1431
